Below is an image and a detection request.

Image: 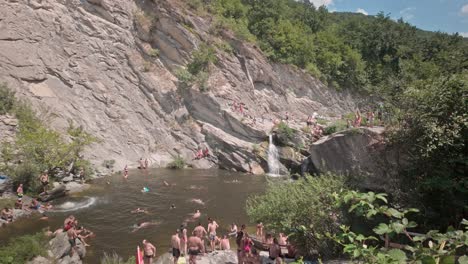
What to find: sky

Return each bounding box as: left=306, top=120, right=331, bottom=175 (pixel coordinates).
left=309, top=0, right=468, bottom=37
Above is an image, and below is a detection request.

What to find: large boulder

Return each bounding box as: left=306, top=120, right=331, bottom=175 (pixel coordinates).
left=26, top=256, right=53, bottom=264
left=38, top=185, right=67, bottom=202
left=49, top=233, right=71, bottom=259
left=303, top=127, right=401, bottom=191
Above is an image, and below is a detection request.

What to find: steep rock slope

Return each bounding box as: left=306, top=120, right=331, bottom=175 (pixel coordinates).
left=0, top=0, right=358, bottom=173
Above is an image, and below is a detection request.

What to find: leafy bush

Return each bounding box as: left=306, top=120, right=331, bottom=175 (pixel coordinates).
left=175, top=68, right=194, bottom=89
left=0, top=88, right=96, bottom=193
left=134, top=10, right=155, bottom=32
left=276, top=122, right=295, bottom=140
left=148, top=48, right=159, bottom=57
left=167, top=155, right=185, bottom=169
left=323, top=120, right=348, bottom=135
left=0, top=233, right=47, bottom=264
left=187, top=44, right=217, bottom=75
left=142, top=61, right=152, bottom=72
left=0, top=83, right=15, bottom=115
left=246, top=173, right=348, bottom=258
left=332, top=190, right=468, bottom=263
left=102, top=160, right=116, bottom=169
left=101, top=252, right=136, bottom=264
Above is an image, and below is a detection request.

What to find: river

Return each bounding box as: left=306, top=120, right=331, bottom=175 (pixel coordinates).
left=0, top=169, right=266, bottom=263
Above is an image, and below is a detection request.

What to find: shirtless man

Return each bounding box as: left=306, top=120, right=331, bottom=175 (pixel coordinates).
left=192, top=209, right=201, bottom=219
left=220, top=234, right=230, bottom=250
left=171, top=230, right=181, bottom=264
left=142, top=239, right=156, bottom=264
left=269, top=238, right=282, bottom=264
left=139, top=158, right=145, bottom=169
left=67, top=226, right=82, bottom=257
left=207, top=217, right=219, bottom=252
left=131, top=208, right=148, bottom=214
left=187, top=236, right=204, bottom=264
left=39, top=171, right=49, bottom=193
left=256, top=221, right=264, bottom=237
left=15, top=198, right=23, bottom=209
left=1, top=207, right=13, bottom=222
left=279, top=233, right=288, bottom=246
left=192, top=222, right=207, bottom=240
left=132, top=221, right=159, bottom=232
left=180, top=224, right=188, bottom=256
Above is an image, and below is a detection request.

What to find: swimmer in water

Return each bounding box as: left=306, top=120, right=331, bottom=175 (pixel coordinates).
left=131, top=208, right=148, bottom=214
left=190, top=199, right=205, bottom=206
left=170, top=204, right=176, bottom=209
left=193, top=209, right=201, bottom=219
left=141, top=187, right=149, bottom=193
left=123, top=165, right=128, bottom=179
left=163, top=181, right=169, bottom=187
left=132, top=221, right=160, bottom=232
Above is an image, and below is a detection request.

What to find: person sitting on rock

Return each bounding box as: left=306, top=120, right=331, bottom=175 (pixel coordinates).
left=220, top=234, right=230, bottom=250
left=64, top=215, right=76, bottom=231
left=14, top=198, right=23, bottom=209
left=1, top=207, right=13, bottom=223
left=77, top=226, right=94, bottom=247
left=202, top=148, right=210, bottom=158
left=67, top=226, right=82, bottom=257
left=29, top=199, right=41, bottom=210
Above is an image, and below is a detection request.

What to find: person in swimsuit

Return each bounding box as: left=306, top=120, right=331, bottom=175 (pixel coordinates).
left=67, top=226, right=82, bottom=257
left=29, top=199, right=41, bottom=210
left=256, top=221, right=264, bottom=237
left=39, top=171, right=49, bottom=193
left=171, top=230, right=181, bottom=264
left=354, top=110, right=362, bottom=127
left=1, top=207, right=13, bottom=222
left=14, top=198, right=23, bottom=209
left=142, top=239, right=156, bottom=264
left=131, top=208, right=148, bottom=214
left=16, top=183, right=23, bottom=198
left=269, top=238, right=282, bottom=264
left=220, top=234, right=230, bottom=250
left=144, top=159, right=149, bottom=169
left=187, top=236, right=204, bottom=264
left=123, top=165, right=128, bottom=179
left=243, top=235, right=253, bottom=257
left=207, top=217, right=219, bottom=252
left=228, top=223, right=237, bottom=237
left=180, top=224, right=188, bottom=256
left=279, top=233, right=288, bottom=246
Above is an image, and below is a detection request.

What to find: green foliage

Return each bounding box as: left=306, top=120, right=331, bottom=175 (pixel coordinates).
left=148, top=48, right=159, bottom=57
left=276, top=122, right=295, bottom=140
left=101, top=252, right=136, bottom=264
left=0, top=197, right=15, bottom=209
left=246, top=173, right=348, bottom=258
left=167, top=155, right=185, bottom=169
left=187, top=44, right=217, bottom=76
left=142, top=61, right=152, bottom=72
left=0, top=88, right=96, bottom=193
left=102, top=159, right=116, bottom=169
left=332, top=190, right=468, bottom=263
left=324, top=120, right=347, bottom=135
left=0, top=83, right=15, bottom=115
left=175, top=68, right=194, bottom=90
left=0, top=233, right=47, bottom=264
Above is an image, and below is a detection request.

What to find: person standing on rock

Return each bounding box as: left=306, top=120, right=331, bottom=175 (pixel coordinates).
left=142, top=239, right=156, bottom=264
left=187, top=235, right=204, bottom=264
left=171, top=229, right=181, bottom=264
left=39, top=171, right=49, bottom=193
left=67, top=226, right=82, bottom=257
left=180, top=224, right=188, bottom=256
left=16, top=183, right=23, bottom=198
left=207, top=217, right=219, bottom=252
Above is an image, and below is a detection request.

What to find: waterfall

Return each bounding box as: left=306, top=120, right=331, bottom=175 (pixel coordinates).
left=267, top=134, right=280, bottom=176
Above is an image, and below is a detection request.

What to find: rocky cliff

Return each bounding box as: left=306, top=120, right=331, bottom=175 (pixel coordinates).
left=0, top=0, right=359, bottom=173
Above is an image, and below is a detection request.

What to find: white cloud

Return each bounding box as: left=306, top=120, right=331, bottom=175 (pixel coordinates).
left=461, top=4, right=468, bottom=16
left=400, top=7, right=415, bottom=20
left=310, top=0, right=333, bottom=7
left=356, top=8, right=368, bottom=15
left=459, top=32, right=468, bottom=38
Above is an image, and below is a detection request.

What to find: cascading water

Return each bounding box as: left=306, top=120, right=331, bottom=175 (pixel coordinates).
left=267, top=134, right=280, bottom=176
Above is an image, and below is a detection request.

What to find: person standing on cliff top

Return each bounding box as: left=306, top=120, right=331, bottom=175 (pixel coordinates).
left=142, top=239, right=156, bottom=264
left=171, top=229, right=181, bottom=264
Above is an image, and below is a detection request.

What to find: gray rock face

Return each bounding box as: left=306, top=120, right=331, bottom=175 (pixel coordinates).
left=0, top=0, right=359, bottom=173
left=49, top=232, right=85, bottom=263
left=26, top=256, right=53, bottom=264
left=303, top=127, right=400, bottom=191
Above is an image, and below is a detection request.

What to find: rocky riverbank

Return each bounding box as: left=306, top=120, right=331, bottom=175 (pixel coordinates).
left=26, top=232, right=87, bottom=264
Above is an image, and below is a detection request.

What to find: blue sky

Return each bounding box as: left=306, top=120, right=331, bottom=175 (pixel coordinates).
left=310, top=0, right=468, bottom=37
